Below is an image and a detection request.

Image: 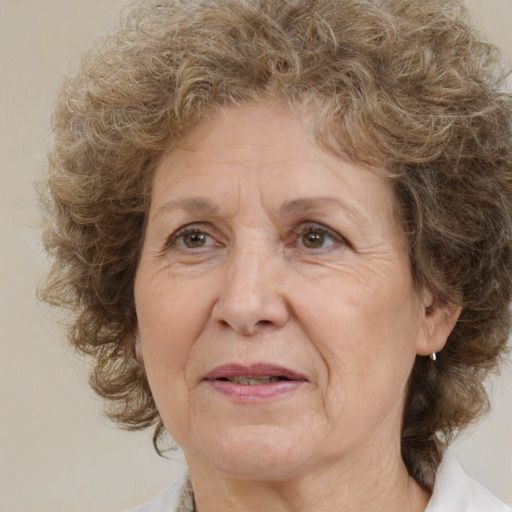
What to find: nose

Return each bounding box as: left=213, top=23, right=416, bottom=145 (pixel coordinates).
left=211, top=247, right=289, bottom=335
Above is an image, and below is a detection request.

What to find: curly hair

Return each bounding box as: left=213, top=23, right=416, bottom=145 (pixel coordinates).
left=39, top=0, right=512, bottom=487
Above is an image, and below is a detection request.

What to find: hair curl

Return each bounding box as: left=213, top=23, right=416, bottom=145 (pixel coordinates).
left=39, top=0, right=512, bottom=487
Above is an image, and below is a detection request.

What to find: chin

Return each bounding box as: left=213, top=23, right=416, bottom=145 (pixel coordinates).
left=186, top=424, right=318, bottom=482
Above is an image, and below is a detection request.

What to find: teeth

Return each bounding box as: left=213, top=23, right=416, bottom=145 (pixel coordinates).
left=227, top=376, right=281, bottom=385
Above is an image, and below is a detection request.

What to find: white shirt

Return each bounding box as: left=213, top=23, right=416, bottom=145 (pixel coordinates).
left=425, top=451, right=510, bottom=512
left=127, top=451, right=511, bottom=512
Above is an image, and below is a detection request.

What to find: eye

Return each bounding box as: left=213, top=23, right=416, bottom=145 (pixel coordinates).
left=164, top=225, right=219, bottom=251
left=301, top=231, right=331, bottom=249
left=292, top=223, right=343, bottom=250
left=180, top=231, right=210, bottom=248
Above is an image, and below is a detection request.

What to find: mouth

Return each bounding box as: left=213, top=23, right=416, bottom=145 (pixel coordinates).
left=216, top=376, right=289, bottom=385
left=204, top=364, right=307, bottom=402
left=204, top=363, right=307, bottom=383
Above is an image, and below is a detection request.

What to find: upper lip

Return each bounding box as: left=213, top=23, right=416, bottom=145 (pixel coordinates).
left=204, top=363, right=308, bottom=381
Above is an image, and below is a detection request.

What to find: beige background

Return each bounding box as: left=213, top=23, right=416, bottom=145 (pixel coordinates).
left=1, top=1, right=511, bottom=511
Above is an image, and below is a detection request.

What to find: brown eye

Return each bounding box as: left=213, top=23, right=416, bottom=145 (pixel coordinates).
left=182, top=232, right=208, bottom=248
left=164, top=224, right=220, bottom=252
left=302, top=232, right=326, bottom=249
left=292, top=223, right=341, bottom=251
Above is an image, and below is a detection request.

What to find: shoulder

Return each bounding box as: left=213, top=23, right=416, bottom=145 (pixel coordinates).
left=426, top=451, right=511, bottom=512
left=124, top=469, right=193, bottom=512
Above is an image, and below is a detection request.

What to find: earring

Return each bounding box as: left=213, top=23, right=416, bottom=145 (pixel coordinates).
left=430, top=352, right=437, bottom=361
left=133, top=336, right=144, bottom=365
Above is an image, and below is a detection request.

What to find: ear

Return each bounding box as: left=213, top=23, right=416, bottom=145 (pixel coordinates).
left=416, top=289, right=461, bottom=357
left=133, top=328, right=144, bottom=365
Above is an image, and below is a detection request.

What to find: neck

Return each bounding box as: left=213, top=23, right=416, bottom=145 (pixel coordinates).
left=187, top=442, right=431, bottom=512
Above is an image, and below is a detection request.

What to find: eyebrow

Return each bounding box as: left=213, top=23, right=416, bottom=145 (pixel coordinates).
left=279, top=197, right=366, bottom=224
left=153, top=197, right=219, bottom=219
left=153, top=195, right=366, bottom=225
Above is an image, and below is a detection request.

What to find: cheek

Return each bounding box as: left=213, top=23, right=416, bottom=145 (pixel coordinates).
left=134, top=271, right=215, bottom=382
left=294, top=273, right=420, bottom=392
left=133, top=277, right=199, bottom=440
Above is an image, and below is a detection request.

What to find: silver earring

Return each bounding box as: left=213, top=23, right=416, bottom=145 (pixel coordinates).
left=430, top=352, right=437, bottom=361
left=133, top=337, right=144, bottom=365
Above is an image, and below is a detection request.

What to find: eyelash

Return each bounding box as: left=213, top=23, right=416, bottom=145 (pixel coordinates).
left=163, top=224, right=218, bottom=251
left=162, top=222, right=347, bottom=252
left=289, top=222, right=345, bottom=250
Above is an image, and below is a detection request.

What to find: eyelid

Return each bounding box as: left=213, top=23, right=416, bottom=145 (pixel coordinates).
left=162, top=222, right=219, bottom=251
left=288, top=221, right=348, bottom=249
left=160, top=220, right=348, bottom=253
left=290, top=221, right=341, bottom=239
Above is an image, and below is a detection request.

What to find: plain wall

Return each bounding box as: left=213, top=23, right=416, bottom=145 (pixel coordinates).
left=1, top=1, right=511, bottom=511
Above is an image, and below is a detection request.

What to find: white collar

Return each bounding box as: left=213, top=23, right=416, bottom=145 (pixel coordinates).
left=426, top=450, right=510, bottom=511
left=128, top=451, right=511, bottom=511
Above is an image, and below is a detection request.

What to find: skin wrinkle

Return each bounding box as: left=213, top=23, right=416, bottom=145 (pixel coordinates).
left=134, top=103, right=445, bottom=511
left=39, top=0, right=512, bottom=491
left=149, top=194, right=395, bottom=285
left=154, top=197, right=220, bottom=220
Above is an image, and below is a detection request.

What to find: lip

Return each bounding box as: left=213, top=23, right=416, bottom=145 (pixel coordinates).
left=205, top=363, right=307, bottom=381
left=204, top=363, right=308, bottom=403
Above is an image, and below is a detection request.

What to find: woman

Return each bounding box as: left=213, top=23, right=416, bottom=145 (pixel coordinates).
left=39, top=0, right=512, bottom=510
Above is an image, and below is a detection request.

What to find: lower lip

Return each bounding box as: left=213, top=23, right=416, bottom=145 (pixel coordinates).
left=206, top=380, right=305, bottom=403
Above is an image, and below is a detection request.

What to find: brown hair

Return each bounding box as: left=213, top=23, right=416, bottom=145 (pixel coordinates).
left=39, top=0, right=512, bottom=487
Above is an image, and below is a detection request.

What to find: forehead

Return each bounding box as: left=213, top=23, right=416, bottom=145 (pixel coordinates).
left=168, top=103, right=318, bottom=169
left=150, top=102, right=399, bottom=228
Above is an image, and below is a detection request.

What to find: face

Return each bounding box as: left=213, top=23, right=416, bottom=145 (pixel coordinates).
left=134, top=103, right=452, bottom=482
